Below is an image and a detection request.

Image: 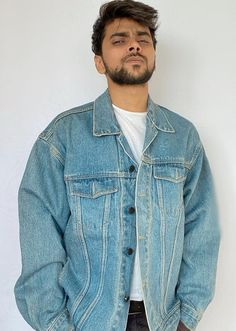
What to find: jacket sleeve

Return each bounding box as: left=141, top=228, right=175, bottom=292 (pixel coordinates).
left=176, top=144, right=220, bottom=330
left=14, top=137, right=74, bottom=331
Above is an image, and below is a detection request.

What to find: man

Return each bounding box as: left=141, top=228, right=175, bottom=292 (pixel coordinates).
left=14, top=1, right=220, bottom=331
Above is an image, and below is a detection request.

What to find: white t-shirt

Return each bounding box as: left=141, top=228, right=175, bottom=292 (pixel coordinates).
left=113, top=104, right=147, bottom=301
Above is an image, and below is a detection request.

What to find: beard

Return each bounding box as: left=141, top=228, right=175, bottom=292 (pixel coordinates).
left=103, top=56, right=155, bottom=85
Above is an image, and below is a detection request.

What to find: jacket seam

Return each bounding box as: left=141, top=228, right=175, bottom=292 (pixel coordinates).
left=181, top=302, right=200, bottom=318
left=40, top=104, right=93, bottom=141
left=188, top=143, right=203, bottom=171
left=47, top=308, right=68, bottom=331
left=70, top=195, right=91, bottom=319
left=158, top=301, right=180, bottom=329
left=39, top=137, right=65, bottom=167
left=76, top=194, right=110, bottom=329
left=164, top=209, right=184, bottom=313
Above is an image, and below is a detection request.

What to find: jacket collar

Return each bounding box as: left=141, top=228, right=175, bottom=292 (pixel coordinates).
left=93, top=89, right=175, bottom=136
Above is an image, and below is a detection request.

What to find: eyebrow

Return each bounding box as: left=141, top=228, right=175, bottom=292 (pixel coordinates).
left=110, top=31, right=151, bottom=39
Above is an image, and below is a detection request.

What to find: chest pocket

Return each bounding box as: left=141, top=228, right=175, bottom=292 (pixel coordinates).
left=67, top=177, right=119, bottom=232
left=153, top=164, right=187, bottom=218
left=70, top=177, right=118, bottom=199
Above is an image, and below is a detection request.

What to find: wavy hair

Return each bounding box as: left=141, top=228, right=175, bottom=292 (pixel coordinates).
left=92, top=0, right=159, bottom=55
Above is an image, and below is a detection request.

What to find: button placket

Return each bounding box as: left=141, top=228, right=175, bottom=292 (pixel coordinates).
left=115, top=145, right=138, bottom=310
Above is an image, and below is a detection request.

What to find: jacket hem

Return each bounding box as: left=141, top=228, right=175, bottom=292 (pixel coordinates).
left=47, top=308, right=74, bottom=331
left=157, top=302, right=180, bottom=331
left=179, top=302, right=202, bottom=330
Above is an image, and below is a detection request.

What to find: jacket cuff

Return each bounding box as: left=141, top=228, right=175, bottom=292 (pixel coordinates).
left=179, top=302, right=202, bottom=331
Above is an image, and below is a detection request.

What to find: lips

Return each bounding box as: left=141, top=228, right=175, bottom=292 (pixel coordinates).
left=124, top=56, right=145, bottom=64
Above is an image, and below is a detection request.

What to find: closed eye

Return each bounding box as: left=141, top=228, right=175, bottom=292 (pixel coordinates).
left=139, top=39, right=150, bottom=44
left=112, top=39, right=126, bottom=45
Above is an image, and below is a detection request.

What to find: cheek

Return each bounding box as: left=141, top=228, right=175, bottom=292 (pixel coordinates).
left=104, top=54, right=122, bottom=69
left=148, top=53, right=156, bottom=67
left=102, top=45, right=125, bottom=65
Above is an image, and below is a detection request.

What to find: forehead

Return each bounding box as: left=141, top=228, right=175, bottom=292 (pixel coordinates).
left=104, top=18, right=150, bottom=37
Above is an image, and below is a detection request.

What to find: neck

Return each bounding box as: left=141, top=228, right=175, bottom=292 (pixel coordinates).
left=107, top=80, right=149, bottom=113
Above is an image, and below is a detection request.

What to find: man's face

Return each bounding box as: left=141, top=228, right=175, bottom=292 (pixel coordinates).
left=95, top=18, right=156, bottom=85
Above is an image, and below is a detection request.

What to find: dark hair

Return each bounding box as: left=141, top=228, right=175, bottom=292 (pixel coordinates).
left=92, top=0, right=159, bottom=55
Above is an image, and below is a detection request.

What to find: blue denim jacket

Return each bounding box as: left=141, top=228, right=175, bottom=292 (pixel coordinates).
left=15, top=90, right=220, bottom=331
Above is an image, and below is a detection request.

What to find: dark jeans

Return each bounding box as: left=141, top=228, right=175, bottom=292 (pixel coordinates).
left=126, top=312, right=149, bottom=331
left=126, top=313, right=189, bottom=331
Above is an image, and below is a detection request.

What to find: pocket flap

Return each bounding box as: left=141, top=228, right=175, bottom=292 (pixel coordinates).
left=70, top=178, right=118, bottom=198
left=153, top=164, right=186, bottom=183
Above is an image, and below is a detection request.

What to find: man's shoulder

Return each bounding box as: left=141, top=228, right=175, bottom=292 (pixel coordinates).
left=156, top=104, right=203, bottom=159
left=39, top=100, right=94, bottom=141
left=158, top=104, right=196, bottom=131
left=48, top=100, right=94, bottom=127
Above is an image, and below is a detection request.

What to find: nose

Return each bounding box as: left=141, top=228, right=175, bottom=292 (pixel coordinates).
left=128, top=39, right=141, bottom=53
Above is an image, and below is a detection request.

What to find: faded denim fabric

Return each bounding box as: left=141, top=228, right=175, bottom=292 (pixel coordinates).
left=15, top=90, right=220, bottom=331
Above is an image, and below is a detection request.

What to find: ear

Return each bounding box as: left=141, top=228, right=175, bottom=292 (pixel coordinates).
left=94, top=55, right=106, bottom=74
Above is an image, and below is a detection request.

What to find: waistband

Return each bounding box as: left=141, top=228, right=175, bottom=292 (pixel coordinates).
left=129, top=301, right=145, bottom=315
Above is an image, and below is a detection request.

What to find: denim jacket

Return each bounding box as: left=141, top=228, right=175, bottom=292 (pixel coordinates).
left=15, top=90, right=220, bottom=331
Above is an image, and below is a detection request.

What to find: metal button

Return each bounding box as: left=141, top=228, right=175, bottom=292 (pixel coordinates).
left=127, top=248, right=134, bottom=255
left=129, top=165, right=135, bottom=172
left=128, top=207, right=135, bottom=214
left=124, top=296, right=130, bottom=302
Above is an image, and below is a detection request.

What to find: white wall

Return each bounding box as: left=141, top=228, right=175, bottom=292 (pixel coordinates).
left=0, top=0, right=235, bottom=330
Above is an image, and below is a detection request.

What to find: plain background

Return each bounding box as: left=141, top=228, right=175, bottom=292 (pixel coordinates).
left=1, top=0, right=235, bottom=330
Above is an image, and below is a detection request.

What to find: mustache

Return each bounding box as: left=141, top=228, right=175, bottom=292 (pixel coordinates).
left=122, top=53, right=147, bottom=63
